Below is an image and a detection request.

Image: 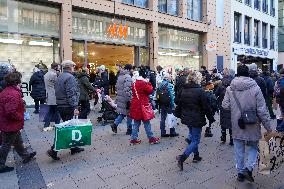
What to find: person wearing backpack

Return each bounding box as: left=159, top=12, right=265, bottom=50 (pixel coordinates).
left=158, top=72, right=179, bottom=137
left=262, top=69, right=276, bottom=119
left=274, top=68, right=284, bottom=131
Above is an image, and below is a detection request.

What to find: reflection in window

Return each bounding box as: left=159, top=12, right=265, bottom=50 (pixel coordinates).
left=122, top=0, right=148, bottom=8
left=187, top=0, right=202, bottom=21
left=158, top=0, right=178, bottom=16
left=244, top=17, right=250, bottom=45
left=72, top=41, right=85, bottom=68
left=254, top=20, right=259, bottom=47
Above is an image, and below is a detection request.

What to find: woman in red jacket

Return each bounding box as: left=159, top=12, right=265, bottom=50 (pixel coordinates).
left=0, top=72, right=36, bottom=173
left=129, top=67, right=160, bottom=144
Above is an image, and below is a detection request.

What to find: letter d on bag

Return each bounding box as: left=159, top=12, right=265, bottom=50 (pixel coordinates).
left=72, top=130, right=82, bottom=141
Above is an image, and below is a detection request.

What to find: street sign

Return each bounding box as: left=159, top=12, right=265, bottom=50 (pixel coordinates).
left=206, top=42, right=217, bottom=51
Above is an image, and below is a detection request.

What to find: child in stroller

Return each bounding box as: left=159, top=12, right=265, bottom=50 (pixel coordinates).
left=97, top=95, right=118, bottom=125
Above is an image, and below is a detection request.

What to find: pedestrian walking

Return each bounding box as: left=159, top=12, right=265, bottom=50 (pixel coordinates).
left=215, top=68, right=235, bottom=145
left=47, top=60, right=83, bottom=161
left=222, top=64, right=272, bottom=182
left=109, top=70, right=116, bottom=94
left=176, top=71, right=215, bottom=171
left=0, top=63, right=14, bottom=92
left=0, top=72, right=36, bottom=173
left=29, top=66, right=46, bottom=114
left=110, top=64, right=133, bottom=135
left=77, top=68, right=96, bottom=119
left=262, top=69, right=276, bottom=119
left=158, top=72, right=179, bottom=137
left=129, top=67, right=160, bottom=145
left=248, top=63, right=268, bottom=99
left=43, top=63, right=61, bottom=131
left=97, top=65, right=109, bottom=96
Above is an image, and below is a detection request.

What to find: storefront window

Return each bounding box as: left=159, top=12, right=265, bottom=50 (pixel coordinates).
left=140, top=47, right=149, bottom=66
left=72, top=12, right=147, bottom=47
left=0, top=0, right=60, bottom=36
left=72, top=41, right=85, bottom=68
left=187, top=0, right=202, bottom=21
left=158, top=27, right=201, bottom=73
left=158, top=0, right=178, bottom=16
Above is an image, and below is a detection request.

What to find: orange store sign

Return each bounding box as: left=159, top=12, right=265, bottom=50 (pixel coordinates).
left=107, top=21, right=128, bottom=39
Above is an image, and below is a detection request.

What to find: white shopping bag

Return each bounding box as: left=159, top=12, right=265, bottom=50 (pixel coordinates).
left=166, top=113, right=179, bottom=129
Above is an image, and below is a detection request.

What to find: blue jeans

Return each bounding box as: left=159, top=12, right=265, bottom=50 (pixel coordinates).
left=183, top=126, right=202, bottom=157
left=114, top=114, right=132, bottom=129
left=131, top=120, right=154, bottom=140
left=44, top=105, right=61, bottom=127
left=233, top=139, right=259, bottom=174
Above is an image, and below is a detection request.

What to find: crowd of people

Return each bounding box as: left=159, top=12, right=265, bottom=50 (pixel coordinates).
left=0, top=60, right=282, bottom=184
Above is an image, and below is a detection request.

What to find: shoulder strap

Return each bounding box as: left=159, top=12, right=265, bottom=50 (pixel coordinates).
left=232, top=91, right=242, bottom=114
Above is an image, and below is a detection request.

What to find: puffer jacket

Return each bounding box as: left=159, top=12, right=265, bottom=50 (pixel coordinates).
left=0, top=86, right=24, bottom=132
left=116, top=69, right=132, bottom=115
left=158, top=79, right=175, bottom=109
left=77, top=72, right=96, bottom=101
left=55, top=71, right=80, bottom=108
left=250, top=70, right=267, bottom=98
left=222, top=76, right=272, bottom=141
left=175, top=82, right=214, bottom=128
left=29, top=70, right=46, bottom=100
left=97, top=71, right=109, bottom=95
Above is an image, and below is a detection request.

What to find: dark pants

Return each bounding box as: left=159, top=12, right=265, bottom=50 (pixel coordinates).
left=265, top=96, right=275, bottom=118
left=221, top=127, right=232, bottom=138
left=34, top=99, right=45, bottom=111
left=44, top=105, right=61, bottom=127
left=79, top=100, right=90, bottom=119
left=0, top=131, right=29, bottom=166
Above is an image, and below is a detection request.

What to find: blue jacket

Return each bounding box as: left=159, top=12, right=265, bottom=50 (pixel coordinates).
left=158, top=80, right=175, bottom=109
left=262, top=75, right=274, bottom=97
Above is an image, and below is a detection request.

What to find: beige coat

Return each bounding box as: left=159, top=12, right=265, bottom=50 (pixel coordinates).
left=44, top=69, right=58, bottom=105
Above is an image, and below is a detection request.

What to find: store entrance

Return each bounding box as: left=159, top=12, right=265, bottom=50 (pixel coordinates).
left=237, top=55, right=273, bottom=71
left=87, top=43, right=134, bottom=74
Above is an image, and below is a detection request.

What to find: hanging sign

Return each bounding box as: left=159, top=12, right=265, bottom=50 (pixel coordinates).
left=107, top=19, right=128, bottom=40
left=206, top=41, right=217, bottom=51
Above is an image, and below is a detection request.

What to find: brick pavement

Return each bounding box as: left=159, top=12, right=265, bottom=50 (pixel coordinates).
left=0, top=108, right=283, bottom=189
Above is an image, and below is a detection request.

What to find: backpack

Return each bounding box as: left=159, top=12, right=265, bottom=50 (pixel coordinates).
left=275, top=77, right=284, bottom=97
left=157, top=83, right=170, bottom=107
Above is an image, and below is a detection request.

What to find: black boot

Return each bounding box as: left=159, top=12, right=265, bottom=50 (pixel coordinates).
left=243, top=168, right=254, bottom=182
left=204, top=127, right=213, bottom=137
left=237, top=173, right=245, bottom=182
left=71, top=147, right=84, bottom=155
left=47, top=149, right=60, bottom=160
left=185, top=138, right=191, bottom=144
left=126, top=128, right=132, bottom=135
left=220, top=129, right=226, bottom=144
left=229, top=129, right=233, bottom=146
left=23, top=151, right=36, bottom=164
left=176, top=154, right=187, bottom=171
left=193, top=153, right=202, bottom=163
left=110, top=123, right=117, bottom=133
left=0, top=165, right=14, bottom=173
left=170, top=128, right=179, bottom=137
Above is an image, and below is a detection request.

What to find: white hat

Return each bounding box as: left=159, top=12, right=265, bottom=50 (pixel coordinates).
left=248, top=63, right=257, bottom=71
left=98, top=65, right=106, bottom=71
left=61, top=60, right=76, bottom=68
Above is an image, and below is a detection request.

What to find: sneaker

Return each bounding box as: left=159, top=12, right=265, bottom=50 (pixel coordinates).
left=23, top=151, right=36, bottom=164
left=71, top=147, right=84, bottom=155
left=43, top=127, right=54, bottom=132
left=110, top=123, right=117, bottom=133
left=237, top=173, right=245, bottom=182
left=130, top=139, right=142, bottom=145
left=185, top=138, right=191, bottom=144
left=192, top=155, right=202, bottom=163
left=243, top=168, right=254, bottom=182
left=47, top=149, right=60, bottom=160
left=0, top=166, right=14, bottom=173
left=126, top=128, right=132, bottom=135
left=149, top=137, right=160, bottom=145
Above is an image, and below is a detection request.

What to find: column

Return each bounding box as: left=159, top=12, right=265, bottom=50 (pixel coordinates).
left=60, top=1, right=72, bottom=61
left=179, top=0, right=187, bottom=18
left=148, top=21, right=159, bottom=70
left=149, top=0, right=158, bottom=12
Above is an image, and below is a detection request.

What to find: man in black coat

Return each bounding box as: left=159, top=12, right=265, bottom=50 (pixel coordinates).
left=248, top=64, right=267, bottom=98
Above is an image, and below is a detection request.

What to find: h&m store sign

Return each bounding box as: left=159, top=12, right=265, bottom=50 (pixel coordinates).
left=233, top=47, right=269, bottom=58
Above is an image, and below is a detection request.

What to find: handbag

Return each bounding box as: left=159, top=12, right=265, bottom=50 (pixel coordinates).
left=133, top=82, right=155, bottom=121
left=232, top=91, right=257, bottom=128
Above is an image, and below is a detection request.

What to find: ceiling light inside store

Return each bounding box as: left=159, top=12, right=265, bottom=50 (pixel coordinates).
left=172, top=53, right=189, bottom=57
left=0, top=38, right=23, bottom=44
left=29, top=41, right=53, bottom=47
left=193, top=55, right=200, bottom=59
left=78, top=51, right=84, bottom=57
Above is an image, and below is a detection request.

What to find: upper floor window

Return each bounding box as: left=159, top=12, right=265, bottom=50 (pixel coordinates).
left=270, top=0, right=275, bottom=17
left=270, top=25, right=275, bottom=49
left=263, top=0, right=268, bottom=13
left=234, top=13, right=241, bottom=43
left=262, top=23, right=268, bottom=48
left=158, top=0, right=178, bottom=16
left=254, top=0, right=260, bottom=9
left=122, top=0, right=148, bottom=8
left=245, top=0, right=251, bottom=6
left=244, top=16, right=251, bottom=45
left=254, top=20, right=259, bottom=47
left=187, top=0, right=202, bottom=21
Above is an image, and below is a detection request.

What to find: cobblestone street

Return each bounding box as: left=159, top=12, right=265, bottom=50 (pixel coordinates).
left=1, top=109, right=283, bottom=189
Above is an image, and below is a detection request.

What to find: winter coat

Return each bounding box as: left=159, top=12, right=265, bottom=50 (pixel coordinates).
left=0, top=86, right=24, bottom=132
left=44, top=69, right=58, bottom=105
left=129, top=77, right=153, bottom=121
left=222, top=76, right=272, bottom=141
left=158, top=79, right=175, bottom=109
left=97, top=71, right=109, bottom=95
left=116, top=70, right=132, bottom=115
left=250, top=70, right=267, bottom=98
left=262, top=75, right=274, bottom=97
left=29, top=71, right=46, bottom=100
left=215, top=75, right=234, bottom=129
left=175, top=83, right=214, bottom=128
left=77, top=72, right=96, bottom=101
left=175, top=75, right=187, bottom=95
left=55, top=71, right=80, bottom=108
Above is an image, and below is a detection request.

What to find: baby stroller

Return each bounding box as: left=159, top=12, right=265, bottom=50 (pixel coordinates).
left=97, top=96, right=118, bottom=125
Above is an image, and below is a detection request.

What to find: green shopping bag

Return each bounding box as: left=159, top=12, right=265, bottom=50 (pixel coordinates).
left=54, top=119, right=93, bottom=151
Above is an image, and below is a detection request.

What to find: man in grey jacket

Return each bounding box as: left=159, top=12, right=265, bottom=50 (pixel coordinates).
left=47, top=60, right=83, bottom=160
left=222, top=64, right=272, bottom=182
left=110, top=64, right=133, bottom=135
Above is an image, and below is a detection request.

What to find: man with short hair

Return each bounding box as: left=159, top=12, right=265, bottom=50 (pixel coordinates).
left=47, top=60, right=83, bottom=160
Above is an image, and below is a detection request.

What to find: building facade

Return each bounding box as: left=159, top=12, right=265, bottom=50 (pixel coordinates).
left=231, top=0, right=278, bottom=71
left=279, top=0, right=284, bottom=67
